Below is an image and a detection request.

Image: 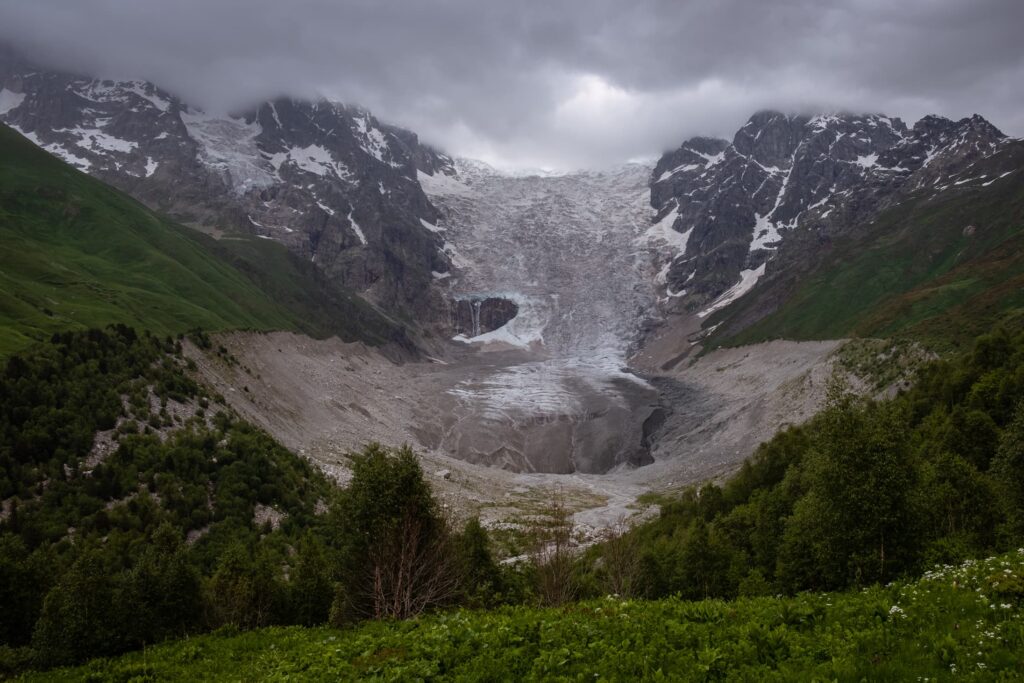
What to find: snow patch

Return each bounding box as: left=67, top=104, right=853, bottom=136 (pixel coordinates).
left=809, top=114, right=839, bottom=131
left=353, top=115, right=400, bottom=167
left=699, top=151, right=725, bottom=167
left=982, top=170, right=1015, bottom=186
left=657, top=162, right=701, bottom=183
left=441, top=241, right=472, bottom=270
left=638, top=206, right=692, bottom=256
left=750, top=212, right=781, bottom=251
left=249, top=215, right=293, bottom=234
left=420, top=218, right=444, bottom=233
left=0, top=88, right=25, bottom=115
left=12, top=127, right=92, bottom=169
left=124, top=83, right=170, bottom=112
left=749, top=148, right=799, bottom=252
left=855, top=153, right=878, bottom=168
left=144, top=157, right=159, bottom=177
left=67, top=127, right=137, bottom=154
left=268, top=102, right=283, bottom=129
left=347, top=210, right=367, bottom=245
left=269, top=144, right=351, bottom=179
left=807, top=195, right=830, bottom=210
left=698, top=263, right=766, bottom=318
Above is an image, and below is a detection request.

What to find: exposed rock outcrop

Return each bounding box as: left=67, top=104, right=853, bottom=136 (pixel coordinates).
left=649, top=110, right=1009, bottom=317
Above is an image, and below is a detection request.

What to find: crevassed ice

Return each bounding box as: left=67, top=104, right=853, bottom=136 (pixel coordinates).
left=427, top=159, right=657, bottom=360
left=181, top=110, right=278, bottom=193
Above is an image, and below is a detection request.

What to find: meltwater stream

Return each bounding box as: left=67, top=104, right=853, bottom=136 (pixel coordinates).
left=418, top=161, right=670, bottom=473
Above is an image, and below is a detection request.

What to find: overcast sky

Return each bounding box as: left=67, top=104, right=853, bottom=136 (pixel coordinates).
left=1, top=0, right=1022, bottom=170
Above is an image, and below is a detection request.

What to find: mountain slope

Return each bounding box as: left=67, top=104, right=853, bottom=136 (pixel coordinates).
left=0, top=51, right=454, bottom=321
left=649, top=111, right=1010, bottom=318
left=706, top=140, right=1024, bottom=349
left=0, top=123, right=405, bottom=355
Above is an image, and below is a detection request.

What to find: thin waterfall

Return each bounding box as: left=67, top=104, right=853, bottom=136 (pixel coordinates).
left=471, top=299, right=482, bottom=337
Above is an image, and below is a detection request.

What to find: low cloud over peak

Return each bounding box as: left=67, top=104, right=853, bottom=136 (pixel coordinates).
left=2, top=0, right=1021, bottom=170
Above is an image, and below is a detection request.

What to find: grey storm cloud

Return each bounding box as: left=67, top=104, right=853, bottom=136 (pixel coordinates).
left=1, top=0, right=1022, bottom=169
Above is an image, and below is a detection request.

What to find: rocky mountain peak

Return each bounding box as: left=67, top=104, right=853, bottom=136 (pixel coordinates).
left=909, top=113, right=1004, bottom=150
left=732, top=110, right=808, bottom=168
left=647, top=109, right=1012, bottom=318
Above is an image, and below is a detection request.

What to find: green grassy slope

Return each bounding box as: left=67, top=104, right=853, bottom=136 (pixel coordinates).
left=30, top=549, right=1024, bottom=681
left=710, top=151, right=1024, bottom=351
left=0, top=124, right=406, bottom=355
left=202, top=234, right=409, bottom=348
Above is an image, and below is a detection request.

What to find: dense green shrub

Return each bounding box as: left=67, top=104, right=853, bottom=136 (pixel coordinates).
left=328, top=443, right=460, bottom=623
left=599, top=327, right=1024, bottom=602
left=0, top=328, right=337, bottom=668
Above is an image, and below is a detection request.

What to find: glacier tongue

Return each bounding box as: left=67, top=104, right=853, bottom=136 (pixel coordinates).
left=421, top=161, right=668, bottom=473
left=432, top=160, right=658, bottom=358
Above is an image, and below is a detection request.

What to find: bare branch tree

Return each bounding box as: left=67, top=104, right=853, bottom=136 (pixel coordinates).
left=361, top=508, right=462, bottom=620
left=529, top=495, right=578, bottom=606
left=600, top=518, right=641, bottom=598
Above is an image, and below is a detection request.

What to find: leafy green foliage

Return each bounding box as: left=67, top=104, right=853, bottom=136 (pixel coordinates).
left=204, top=543, right=288, bottom=631
left=289, top=532, right=333, bottom=627
left=328, top=444, right=461, bottom=623
left=0, top=328, right=336, bottom=669
left=456, top=517, right=504, bottom=607
left=0, top=325, right=189, bottom=500
left=606, top=327, right=1024, bottom=602
left=29, top=549, right=1024, bottom=680
left=778, top=387, right=918, bottom=590
left=0, top=330, right=517, bottom=673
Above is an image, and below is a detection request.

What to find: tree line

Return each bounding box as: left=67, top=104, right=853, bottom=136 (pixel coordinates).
left=572, top=327, right=1024, bottom=601
left=3, top=324, right=1024, bottom=672
left=0, top=328, right=521, bottom=673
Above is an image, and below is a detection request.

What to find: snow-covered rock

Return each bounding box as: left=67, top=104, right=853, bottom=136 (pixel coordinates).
left=650, top=110, right=1009, bottom=315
